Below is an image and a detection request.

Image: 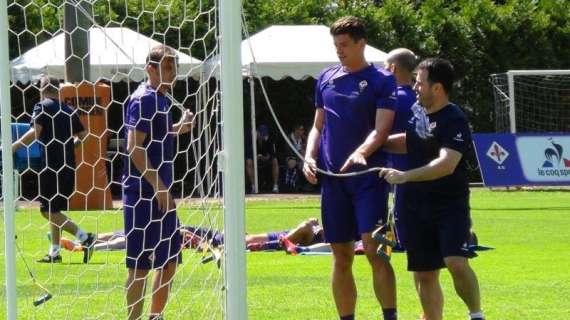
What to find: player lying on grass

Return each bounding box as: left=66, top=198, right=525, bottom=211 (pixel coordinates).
left=280, top=230, right=491, bottom=257
left=59, top=219, right=491, bottom=257
left=57, top=218, right=324, bottom=252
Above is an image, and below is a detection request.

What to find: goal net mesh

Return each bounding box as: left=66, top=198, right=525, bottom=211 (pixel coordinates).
left=3, top=0, right=227, bottom=318
left=491, top=72, right=570, bottom=133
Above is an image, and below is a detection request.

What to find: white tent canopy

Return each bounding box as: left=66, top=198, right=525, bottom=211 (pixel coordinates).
left=241, top=25, right=387, bottom=79
left=10, top=27, right=202, bottom=83
left=233, top=25, right=388, bottom=193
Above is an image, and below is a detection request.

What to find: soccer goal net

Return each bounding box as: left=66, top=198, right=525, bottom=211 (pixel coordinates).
left=1, top=0, right=245, bottom=319
left=490, top=70, right=570, bottom=133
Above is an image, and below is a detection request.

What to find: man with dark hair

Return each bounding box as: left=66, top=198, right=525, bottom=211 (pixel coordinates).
left=12, top=75, right=94, bottom=263
left=123, top=44, right=194, bottom=320
left=303, top=16, right=398, bottom=320
left=380, top=58, right=485, bottom=320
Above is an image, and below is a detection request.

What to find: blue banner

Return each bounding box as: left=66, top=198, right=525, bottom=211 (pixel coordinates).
left=473, top=133, right=570, bottom=187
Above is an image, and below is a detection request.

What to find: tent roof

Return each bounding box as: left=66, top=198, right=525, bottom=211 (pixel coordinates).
left=10, top=27, right=202, bottom=83
left=241, top=25, right=387, bottom=80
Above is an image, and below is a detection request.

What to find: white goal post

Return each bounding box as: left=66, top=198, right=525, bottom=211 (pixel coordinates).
left=0, top=0, right=17, bottom=319
left=491, top=69, right=570, bottom=133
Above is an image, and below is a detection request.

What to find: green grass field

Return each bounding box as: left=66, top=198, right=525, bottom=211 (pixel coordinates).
left=1, top=189, right=570, bottom=319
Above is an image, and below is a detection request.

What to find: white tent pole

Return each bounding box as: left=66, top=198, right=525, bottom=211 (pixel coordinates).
left=0, top=0, right=18, bottom=316
left=249, top=74, right=258, bottom=193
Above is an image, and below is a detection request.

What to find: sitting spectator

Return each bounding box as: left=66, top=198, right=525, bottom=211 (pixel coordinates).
left=289, top=124, right=306, bottom=159
left=280, top=156, right=301, bottom=193
left=280, top=124, right=308, bottom=192
left=245, top=124, right=280, bottom=193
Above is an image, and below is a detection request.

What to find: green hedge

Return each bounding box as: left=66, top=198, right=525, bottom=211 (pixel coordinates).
left=243, top=0, right=570, bottom=132
left=7, top=0, right=569, bottom=132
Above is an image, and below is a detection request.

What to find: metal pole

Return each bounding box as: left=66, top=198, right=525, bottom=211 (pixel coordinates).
left=64, top=0, right=91, bottom=82
left=220, top=0, right=246, bottom=319
left=249, top=76, right=258, bottom=193
left=507, top=71, right=516, bottom=134
left=0, top=0, right=18, bottom=316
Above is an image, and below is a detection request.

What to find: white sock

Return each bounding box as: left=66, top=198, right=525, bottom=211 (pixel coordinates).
left=76, top=229, right=88, bottom=243
left=469, top=311, right=484, bottom=319
left=49, top=245, right=61, bottom=257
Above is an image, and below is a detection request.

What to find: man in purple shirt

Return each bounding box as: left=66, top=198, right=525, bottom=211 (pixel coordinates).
left=384, top=48, right=418, bottom=249
left=123, top=44, right=193, bottom=320
left=303, top=16, right=398, bottom=320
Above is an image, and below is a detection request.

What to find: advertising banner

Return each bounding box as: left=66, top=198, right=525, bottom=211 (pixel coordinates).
left=473, top=133, right=570, bottom=186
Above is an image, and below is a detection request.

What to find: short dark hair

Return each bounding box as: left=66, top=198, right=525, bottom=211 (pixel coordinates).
left=330, top=16, right=367, bottom=42
left=416, top=58, right=455, bottom=94
left=39, top=75, right=60, bottom=95
left=146, top=44, right=177, bottom=68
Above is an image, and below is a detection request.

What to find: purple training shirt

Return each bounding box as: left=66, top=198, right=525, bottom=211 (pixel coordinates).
left=122, top=83, right=174, bottom=196
left=315, top=64, right=397, bottom=172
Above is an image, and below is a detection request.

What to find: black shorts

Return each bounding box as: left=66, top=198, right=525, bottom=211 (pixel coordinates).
left=38, top=168, right=74, bottom=213
left=403, top=198, right=473, bottom=272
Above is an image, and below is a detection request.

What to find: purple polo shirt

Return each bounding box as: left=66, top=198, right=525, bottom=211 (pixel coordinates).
left=315, top=64, right=397, bottom=172
left=122, top=83, right=174, bottom=196
left=389, top=84, right=416, bottom=171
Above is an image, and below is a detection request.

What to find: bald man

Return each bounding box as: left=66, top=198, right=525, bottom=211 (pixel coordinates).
left=384, top=48, right=418, bottom=248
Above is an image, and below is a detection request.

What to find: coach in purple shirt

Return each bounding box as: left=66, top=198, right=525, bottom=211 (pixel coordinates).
left=123, top=44, right=194, bottom=320
left=303, top=16, right=398, bottom=320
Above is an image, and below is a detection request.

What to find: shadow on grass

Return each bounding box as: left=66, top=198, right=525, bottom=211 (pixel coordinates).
left=248, top=205, right=321, bottom=210
left=489, top=188, right=570, bottom=192
left=474, top=206, right=570, bottom=211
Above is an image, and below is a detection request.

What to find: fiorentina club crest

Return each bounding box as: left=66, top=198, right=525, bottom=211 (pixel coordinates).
left=486, top=141, right=509, bottom=166
left=358, top=80, right=368, bottom=93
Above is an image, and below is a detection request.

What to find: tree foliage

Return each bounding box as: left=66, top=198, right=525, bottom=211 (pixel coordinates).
left=7, top=0, right=570, bottom=132
left=244, top=0, right=569, bottom=132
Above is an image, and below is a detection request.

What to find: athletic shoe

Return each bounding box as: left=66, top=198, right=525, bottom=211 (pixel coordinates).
left=372, top=225, right=398, bottom=247
left=60, top=238, right=82, bottom=252
left=37, top=254, right=62, bottom=263
left=279, top=236, right=297, bottom=255
left=377, top=244, right=391, bottom=262
left=272, top=185, right=279, bottom=193
left=354, top=241, right=365, bottom=255
left=81, top=233, right=95, bottom=263
left=372, top=225, right=396, bottom=262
